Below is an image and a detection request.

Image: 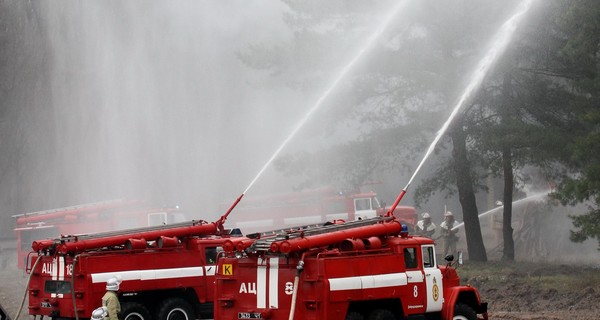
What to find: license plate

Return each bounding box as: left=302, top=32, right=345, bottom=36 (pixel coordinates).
left=41, top=301, right=52, bottom=308
left=238, top=312, right=262, bottom=319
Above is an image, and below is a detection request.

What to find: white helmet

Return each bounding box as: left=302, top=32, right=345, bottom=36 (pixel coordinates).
left=106, top=277, right=121, bottom=291
left=91, top=307, right=108, bottom=320
left=422, top=212, right=431, bottom=219
left=444, top=211, right=454, bottom=217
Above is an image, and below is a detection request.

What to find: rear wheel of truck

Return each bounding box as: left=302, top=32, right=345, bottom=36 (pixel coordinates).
left=367, top=309, right=395, bottom=320
left=157, top=298, right=195, bottom=320
left=346, top=311, right=364, bottom=320
left=121, top=302, right=151, bottom=320
left=453, top=303, right=476, bottom=320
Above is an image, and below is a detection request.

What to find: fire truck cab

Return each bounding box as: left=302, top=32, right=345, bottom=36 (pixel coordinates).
left=215, top=217, right=487, bottom=320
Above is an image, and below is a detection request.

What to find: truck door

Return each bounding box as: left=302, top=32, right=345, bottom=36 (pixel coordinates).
left=422, top=245, right=443, bottom=312
left=402, top=247, right=426, bottom=313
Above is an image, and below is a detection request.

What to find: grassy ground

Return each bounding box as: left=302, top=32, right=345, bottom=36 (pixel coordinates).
left=456, top=260, right=600, bottom=316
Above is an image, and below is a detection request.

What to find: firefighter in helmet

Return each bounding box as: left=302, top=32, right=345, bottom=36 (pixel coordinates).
left=439, top=211, right=459, bottom=257
left=414, top=212, right=436, bottom=238
left=102, top=276, right=122, bottom=320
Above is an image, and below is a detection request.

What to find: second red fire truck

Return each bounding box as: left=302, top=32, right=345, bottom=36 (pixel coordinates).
left=25, top=214, right=239, bottom=320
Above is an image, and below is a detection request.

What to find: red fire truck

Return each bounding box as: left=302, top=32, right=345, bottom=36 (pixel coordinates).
left=13, top=199, right=186, bottom=269
left=225, top=187, right=417, bottom=234
left=215, top=217, right=488, bottom=320
left=25, top=212, right=241, bottom=320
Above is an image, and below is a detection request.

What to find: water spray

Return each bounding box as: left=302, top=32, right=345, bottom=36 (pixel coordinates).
left=451, top=191, right=549, bottom=231
left=221, top=1, right=411, bottom=220
left=387, top=0, right=534, bottom=215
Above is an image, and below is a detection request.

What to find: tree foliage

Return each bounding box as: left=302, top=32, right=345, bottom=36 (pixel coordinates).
left=242, top=0, right=600, bottom=253
left=549, top=1, right=600, bottom=247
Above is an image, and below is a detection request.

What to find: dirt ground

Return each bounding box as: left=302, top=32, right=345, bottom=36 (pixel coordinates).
left=460, top=261, right=600, bottom=320
left=1, top=261, right=599, bottom=320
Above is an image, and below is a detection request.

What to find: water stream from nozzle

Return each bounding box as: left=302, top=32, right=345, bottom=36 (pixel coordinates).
left=242, top=0, right=410, bottom=196
left=451, top=191, right=549, bottom=231
left=387, top=0, right=534, bottom=214
left=221, top=0, right=411, bottom=222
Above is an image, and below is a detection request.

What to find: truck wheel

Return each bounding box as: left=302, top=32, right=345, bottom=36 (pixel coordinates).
left=346, top=311, right=364, bottom=320
left=157, top=298, right=195, bottom=320
left=121, top=302, right=151, bottom=320
left=453, top=303, right=476, bottom=320
left=367, top=309, right=396, bottom=320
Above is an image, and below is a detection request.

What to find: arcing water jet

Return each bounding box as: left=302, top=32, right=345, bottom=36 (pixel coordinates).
left=224, top=1, right=411, bottom=215
left=387, top=0, right=535, bottom=214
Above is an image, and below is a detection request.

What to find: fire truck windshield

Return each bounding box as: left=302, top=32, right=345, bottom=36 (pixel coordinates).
left=354, top=198, right=372, bottom=211
left=44, top=280, right=72, bottom=294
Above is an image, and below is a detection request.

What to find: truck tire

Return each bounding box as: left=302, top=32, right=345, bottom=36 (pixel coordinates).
left=367, top=309, right=396, bottom=320
left=453, top=303, right=476, bottom=320
left=121, top=302, right=151, bottom=320
left=157, top=298, right=195, bottom=320
left=346, top=311, right=364, bottom=320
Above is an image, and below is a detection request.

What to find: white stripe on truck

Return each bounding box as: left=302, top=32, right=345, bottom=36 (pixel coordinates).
left=91, top=266, right=205, bottom=283
left=329, top=272, right=408, bottom=291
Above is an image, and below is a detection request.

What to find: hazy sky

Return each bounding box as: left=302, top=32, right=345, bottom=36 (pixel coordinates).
left=3, top=0, right=599, bottom=264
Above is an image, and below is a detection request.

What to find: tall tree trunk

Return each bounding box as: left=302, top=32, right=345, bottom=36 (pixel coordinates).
left=500, top=72, right=515, bottom=261
left=450, top=124, right=487, bottom=261
left=501, top=148, right=515, bottom=260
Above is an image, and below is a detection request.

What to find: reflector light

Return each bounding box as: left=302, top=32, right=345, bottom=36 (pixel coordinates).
left=220, top=300, right=233, bottom=308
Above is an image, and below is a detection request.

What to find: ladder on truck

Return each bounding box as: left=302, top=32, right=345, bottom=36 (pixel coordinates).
left=11, top=199, right=139, bottom=219
left=53, top=219, right=211, bottom=244
left=248, top=216, right=393, bottom=252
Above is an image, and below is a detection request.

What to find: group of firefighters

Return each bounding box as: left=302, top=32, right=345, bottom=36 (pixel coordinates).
left=414, top=211, right=459, bottom=257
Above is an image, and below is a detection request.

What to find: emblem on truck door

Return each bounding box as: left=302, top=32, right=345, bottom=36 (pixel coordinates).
left=432, top=277, right=439, bottom=301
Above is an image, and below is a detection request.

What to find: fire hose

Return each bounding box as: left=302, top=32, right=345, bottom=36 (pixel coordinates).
left=287, top=255, right=306, bottom=320
left=15, top=255, right=42, bottom=320
left=71, top=255, right=80, bottom=320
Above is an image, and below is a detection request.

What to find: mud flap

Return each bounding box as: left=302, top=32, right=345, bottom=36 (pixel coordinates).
left=0, top=302, right=11, bottom=320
